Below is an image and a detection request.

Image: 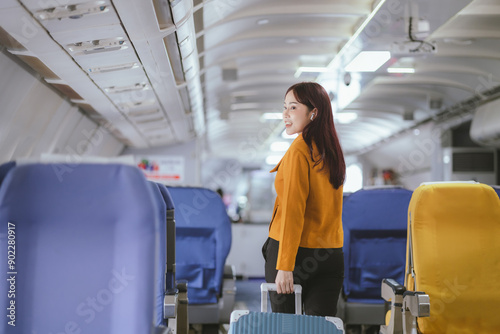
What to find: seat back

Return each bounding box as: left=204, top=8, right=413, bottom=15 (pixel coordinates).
left=0, top=161, right=15, bottom=188
left=493, top=185, right=500, bottom=198
left=406, top=182, right=500, bottom=333
left=342, top=187, right=412, bottom=302
left=0, top=163, right=160, bottom=333
left=149, top=181, right=168, bottom=325
left=156, top=183, right=176, bottom=290
left=167, top=186, right=231, bottom=304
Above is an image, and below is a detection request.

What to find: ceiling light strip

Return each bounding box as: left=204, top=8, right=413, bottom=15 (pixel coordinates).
left=324, top=0, right=388, bottom=72
left=387, top=67, right=415, bottom=73
left=345, top=51, right=391, bottom=72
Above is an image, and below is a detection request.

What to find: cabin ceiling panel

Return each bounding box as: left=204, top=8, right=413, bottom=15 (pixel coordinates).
left=0, top=0, right=18, bottom=9
left=3, top=0, right=500, bottom=163
left=0, top=0, right=206, bottom=150
left=203, top=16, right=354, bottom=49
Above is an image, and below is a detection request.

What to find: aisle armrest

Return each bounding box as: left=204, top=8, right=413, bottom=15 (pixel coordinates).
left=176, top=280, right=189, bottom=334
left=402, top=291, right=430, bottom=333
left=164, top=288, right=178, bottom=319
left=380, top=278, right=406, bottom=334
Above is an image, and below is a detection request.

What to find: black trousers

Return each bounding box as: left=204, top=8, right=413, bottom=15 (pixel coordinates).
left=262, top=237, right=344, bottom=316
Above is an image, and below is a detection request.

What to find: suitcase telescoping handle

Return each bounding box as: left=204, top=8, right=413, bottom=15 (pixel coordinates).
left=260, top=283, right=302, bottom=315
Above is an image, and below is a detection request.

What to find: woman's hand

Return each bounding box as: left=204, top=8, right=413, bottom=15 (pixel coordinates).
left=275, top=270, right=294, bottom=294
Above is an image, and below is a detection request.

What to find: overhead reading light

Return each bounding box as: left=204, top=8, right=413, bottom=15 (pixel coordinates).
left=88, top=62, right=139, bottom=74
left=127, top=109, right=160, bottom=117
left=261, top=112, right=282, bottom=120
left=294, top=66, right=328, bottom=78
left=142, top=124, right=168, bottom=132
left=344, top=51, right=391, bottom=72
left=256, top=19, right=270, bottom=25
left=334, top=112, right=358, bottom=124
left=35, top=1, right=109, bottom=20
left=118, top=99, right=156, bottom=111
left=387, top=67, right=415, bottom=74
left=105, top=83, right=150, bottom=94
left=138, top=121, right=169, bottom=131
left=147, top=135, right=171, bottom=145
left=134, top=116, right=165, bottom=124
left=68, top=38, right=127, bottom=55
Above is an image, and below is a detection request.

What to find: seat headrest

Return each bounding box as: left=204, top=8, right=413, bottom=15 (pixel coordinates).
left=408, top=182, right=500, bottom=333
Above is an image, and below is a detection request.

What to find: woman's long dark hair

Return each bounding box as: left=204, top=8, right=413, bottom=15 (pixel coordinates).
left=286, top=82, right=346, bottom=189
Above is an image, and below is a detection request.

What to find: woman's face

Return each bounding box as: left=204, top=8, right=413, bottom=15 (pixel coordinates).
left=283, top=90, right=315, bottom=135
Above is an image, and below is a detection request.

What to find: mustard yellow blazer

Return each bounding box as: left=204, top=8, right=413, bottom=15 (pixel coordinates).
left=269, top=134, right=343, bottom=271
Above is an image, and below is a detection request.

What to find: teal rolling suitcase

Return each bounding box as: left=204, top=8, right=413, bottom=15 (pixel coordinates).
left=228, top=283, right=345, bottom=333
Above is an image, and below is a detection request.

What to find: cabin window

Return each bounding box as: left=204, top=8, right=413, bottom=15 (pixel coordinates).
left=344, top=163, right=363, bottom=193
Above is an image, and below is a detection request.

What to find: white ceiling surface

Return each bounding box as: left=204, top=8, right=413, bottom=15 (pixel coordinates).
left=202, top=0, right=374, bottom=160
left=1, top=0, right=499, bottom=164
left=201, top=0, right=500, bottom=161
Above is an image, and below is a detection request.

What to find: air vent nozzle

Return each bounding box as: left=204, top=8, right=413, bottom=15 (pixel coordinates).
left=88, top=62, right=139, bottom=74
left=105, top=83, right=149, bottom=94
left=35, top=1, right=109, bottom=21
left=68, top=38, right=127, bottom=55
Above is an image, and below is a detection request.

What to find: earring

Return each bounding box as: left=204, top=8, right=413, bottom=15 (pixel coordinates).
left=310, top=113, right=315, bottom=120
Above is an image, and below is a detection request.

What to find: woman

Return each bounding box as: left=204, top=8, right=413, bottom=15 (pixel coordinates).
left=262, top=82, right=345, bottom=316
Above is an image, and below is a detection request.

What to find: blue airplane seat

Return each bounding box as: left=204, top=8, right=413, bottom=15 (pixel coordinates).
left=0, top=163, right=168, bottom=334
left=339, top=186, right=412, bottom=326
left=0, top=161, right=15, bottom=188
left=167, top=186, right=235, bottom=326
left=155, top=183, right=176, bottom=290
left=149, top=182, right=188, bottom=333
left=343, top=191, right=351, bottom=201
left=493, top=185, right=500, bottom=198
left=158, top=183, right=175, bottom=211
left=149, top=182, right=169, bottom=325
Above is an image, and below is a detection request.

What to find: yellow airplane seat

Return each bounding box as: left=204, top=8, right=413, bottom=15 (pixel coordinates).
left=381, top=181, right=500, bottom=334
